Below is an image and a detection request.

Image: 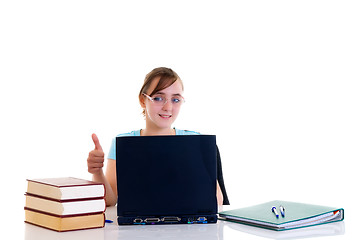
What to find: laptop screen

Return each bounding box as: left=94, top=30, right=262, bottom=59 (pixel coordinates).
left=116, top=135, right=218, bottom=218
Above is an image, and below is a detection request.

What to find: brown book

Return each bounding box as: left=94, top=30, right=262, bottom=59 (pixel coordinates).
left=25, top=193, right=106, bottom=216
left=25, top=208, right=105, bottom=232
left=26, top=177, right=105, bottom=200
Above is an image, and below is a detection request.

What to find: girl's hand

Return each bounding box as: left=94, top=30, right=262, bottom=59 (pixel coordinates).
left=87, top=134, right=105, bottom=175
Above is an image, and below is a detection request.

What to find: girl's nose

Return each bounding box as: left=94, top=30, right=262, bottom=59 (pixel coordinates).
left=162, top=100, right=172, bottom=111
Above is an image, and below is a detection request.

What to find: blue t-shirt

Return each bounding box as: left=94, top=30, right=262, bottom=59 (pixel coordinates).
left=107, top=129, right=200, bottom=160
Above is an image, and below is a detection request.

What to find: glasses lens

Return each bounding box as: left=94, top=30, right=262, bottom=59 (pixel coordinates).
left=171, top=97, right=183, bottom=104
left=152, top=96, right=165, bottom=105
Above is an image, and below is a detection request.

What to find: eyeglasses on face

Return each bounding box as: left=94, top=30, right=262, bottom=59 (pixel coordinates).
left=142, top=93, right=185, bottom=106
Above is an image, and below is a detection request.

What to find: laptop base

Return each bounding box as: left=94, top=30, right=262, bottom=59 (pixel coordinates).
left=118, top=215, right=218, bottom=225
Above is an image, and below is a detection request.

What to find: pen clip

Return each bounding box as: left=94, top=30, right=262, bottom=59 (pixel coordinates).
left=279, top=205, right=285, bottom=217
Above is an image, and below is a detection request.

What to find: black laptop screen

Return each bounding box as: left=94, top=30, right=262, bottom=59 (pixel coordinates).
left=116, top=135, right=217, bottom=217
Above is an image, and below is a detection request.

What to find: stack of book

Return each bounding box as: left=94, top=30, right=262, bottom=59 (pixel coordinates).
left=24, top=177, right=106, bottom=232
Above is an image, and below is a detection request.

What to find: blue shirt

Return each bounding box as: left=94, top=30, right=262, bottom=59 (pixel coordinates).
left=107, top=129, right=200, bottom=160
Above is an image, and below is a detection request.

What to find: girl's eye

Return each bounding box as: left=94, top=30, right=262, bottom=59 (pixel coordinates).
left=153, top=97, right=164, bottom=102
left=171, top=98, right=181, bottom=103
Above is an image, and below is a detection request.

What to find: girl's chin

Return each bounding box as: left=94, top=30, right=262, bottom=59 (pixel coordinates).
left=146, top=113, right=177, bottom=129
left=155, top=117, right=175, bottom=128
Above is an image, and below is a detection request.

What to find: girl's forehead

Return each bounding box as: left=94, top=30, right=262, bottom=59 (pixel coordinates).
left=148, top=78, right=183, bottom=95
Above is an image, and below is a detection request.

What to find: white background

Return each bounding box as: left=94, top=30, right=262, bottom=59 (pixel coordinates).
left=1, top=0, right=358, bottom=238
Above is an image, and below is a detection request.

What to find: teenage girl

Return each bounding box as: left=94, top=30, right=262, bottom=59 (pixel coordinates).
left=87, top=67, right=229, bottom=206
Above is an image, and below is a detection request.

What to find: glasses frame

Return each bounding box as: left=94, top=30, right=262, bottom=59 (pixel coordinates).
left=142, top=93, right=185, bottom=106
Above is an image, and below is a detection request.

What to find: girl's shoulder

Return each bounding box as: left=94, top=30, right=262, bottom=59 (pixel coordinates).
left=175, top=129, right=200, bottom=135
left=115, top=130, right=141, bottom=137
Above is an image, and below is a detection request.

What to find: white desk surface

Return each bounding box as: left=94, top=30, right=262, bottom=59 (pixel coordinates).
left=21, top=205, right=349, bottom=240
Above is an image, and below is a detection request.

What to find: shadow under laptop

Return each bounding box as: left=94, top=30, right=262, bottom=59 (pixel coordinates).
left=105, top=221, right=224, bottom=240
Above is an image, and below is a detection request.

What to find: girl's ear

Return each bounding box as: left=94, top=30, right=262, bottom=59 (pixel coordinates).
left=139, top=95, right=147, bottom=118
left=139, top=94, right=146, bottom=108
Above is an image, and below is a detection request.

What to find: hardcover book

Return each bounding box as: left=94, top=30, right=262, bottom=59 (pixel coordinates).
left=25, top=208, right=105, bottom=232
left=25, top=193, right=106, bottom=216
left=26, top=177, right=105, bottom=200
left=25, top=177, right=106, bottom=231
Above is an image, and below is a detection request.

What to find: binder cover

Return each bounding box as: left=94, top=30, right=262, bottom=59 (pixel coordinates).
left=219, top=200, right=344, bottom=231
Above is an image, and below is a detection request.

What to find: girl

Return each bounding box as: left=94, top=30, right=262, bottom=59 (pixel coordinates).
left=87, top=67, right=229, bottom=206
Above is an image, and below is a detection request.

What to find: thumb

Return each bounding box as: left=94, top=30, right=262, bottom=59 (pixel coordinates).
left=92, top=133, right=103, bottom=151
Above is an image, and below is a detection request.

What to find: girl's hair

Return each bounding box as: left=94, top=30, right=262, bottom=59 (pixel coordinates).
left=139, top=67, right=183, bottom=116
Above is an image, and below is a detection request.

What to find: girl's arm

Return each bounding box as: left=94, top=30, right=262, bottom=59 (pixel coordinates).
left=88, top=134, right=117, bottom=206
left=217, top=181, right=224, bottom=205
left=91, top=167, right=117, bottom=206
left=103, top=159, right=117, bottom=206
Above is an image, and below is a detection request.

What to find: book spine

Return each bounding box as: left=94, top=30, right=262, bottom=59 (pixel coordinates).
left=27, top=178, right=105, bottom=187
left=24, top=207, right=105, bottom=218
left=25, top=193, right=105, bottom=203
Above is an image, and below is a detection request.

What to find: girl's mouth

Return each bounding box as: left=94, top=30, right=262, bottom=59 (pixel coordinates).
left=159, top=114, right=172, bottom=119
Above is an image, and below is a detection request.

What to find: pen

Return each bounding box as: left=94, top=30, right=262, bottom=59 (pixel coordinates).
left=280, top=205, right=285, bottom=217
left=272, top=206, right=279, bottom=218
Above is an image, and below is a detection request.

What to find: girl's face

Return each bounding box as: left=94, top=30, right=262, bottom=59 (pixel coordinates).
left=141, top=78, right=184, bottom=130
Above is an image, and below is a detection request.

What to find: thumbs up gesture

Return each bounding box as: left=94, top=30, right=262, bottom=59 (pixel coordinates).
left=87, top=134, right=105, bottom=175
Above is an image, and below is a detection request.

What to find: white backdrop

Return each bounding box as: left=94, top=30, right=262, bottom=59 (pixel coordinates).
left=1, top=0, right=358, bottom=238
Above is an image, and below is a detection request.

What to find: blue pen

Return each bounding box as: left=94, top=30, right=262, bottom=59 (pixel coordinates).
left=272, top=206, right=279, bottom=218
left=280, top=205, right=285, bottom=217
left=105, top=219, right=113, bottom=223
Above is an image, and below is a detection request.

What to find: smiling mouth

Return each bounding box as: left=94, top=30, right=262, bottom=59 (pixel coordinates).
left=159, top=114, right=172, bottom=118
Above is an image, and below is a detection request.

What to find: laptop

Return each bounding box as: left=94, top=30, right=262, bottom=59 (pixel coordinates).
left=116, top=135, right=218, bottom=225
